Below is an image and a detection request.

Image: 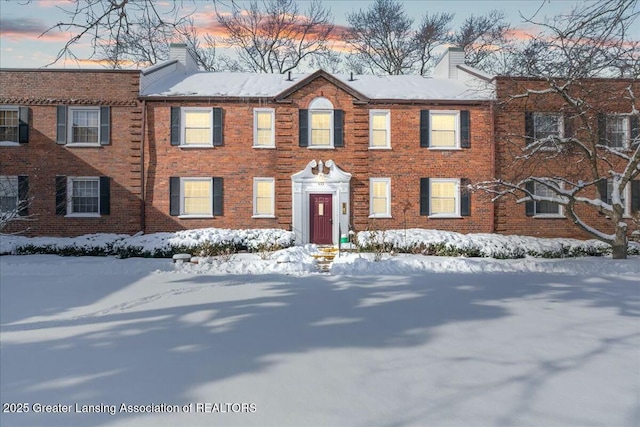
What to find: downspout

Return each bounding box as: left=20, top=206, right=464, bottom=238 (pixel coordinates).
left=490, top=99, right=496, bottom=233
left=140, top=99, right=146, bottom=233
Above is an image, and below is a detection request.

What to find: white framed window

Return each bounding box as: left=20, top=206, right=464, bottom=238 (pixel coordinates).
left=532, top=180, right=563, bottom=217
left=601, top=179, right=631, bottom=216
left=0, top=176, right=18, bottom=213
left=369, top=178, right=391, bottom=218
left=253, top=177, right=275, bottom=217
left=533, top=113, right=563, bottom=141
left=67, top=177, right=100, bottom=216
left=605, top=115, right=629, bottom=149
left=429, top=179, right=459, bottom=217
left=68, top=107, right=100, bottom=145
left=430, top=111, right=460, bottom=148
left=253, top=108, right=275, bottom=148
left=309, top=97, right=334, bottom=148
left=182, top=108, right=213, bottom=146
left=370, top=110, right=390, bottom=148
left=180, top=178, right=213, bottom=217
left=0, top=107, right=19, bottom=144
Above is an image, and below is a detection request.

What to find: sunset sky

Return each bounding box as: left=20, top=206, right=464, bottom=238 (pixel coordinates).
left=0, top=0, right=598, bottom=69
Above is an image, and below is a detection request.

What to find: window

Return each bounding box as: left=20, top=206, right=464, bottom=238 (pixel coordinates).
left=370, top=110, right=390, bottom=148
left=70, top=108, right=100, bottom=144
left=254, top=108, right=275, bottom=147
left=183, top=109, right=212, bottom=145
left=0, top=176, right=18, bottom=213
left=309, top=97, right=333, bottom=147
left=597, top=114, right=633, bottom=149
left=526, top=112, right=563, bottom=144
left=420, top=110, right=469, bottom=149
left=369, top=178, right=391, bottom=218
left=599, top=179, right=631, bottom=215
left=0, top=107, right=18, bottom=143
left=68, top=177, right=100, bottom=215
left=430, top=179, right=459, bottom=216
left=431, top=112, right=458, bottom=148
left=170, top=107, right=223, bottom=147
left=169, top=177, right=222, bottom=217
left=526, top=180, right=563, bottom=217
left=57, top=106, right=109, bottom=146
left=253, top=178, right=275, bottom=217
left=182, top=178, right=213, bottom=216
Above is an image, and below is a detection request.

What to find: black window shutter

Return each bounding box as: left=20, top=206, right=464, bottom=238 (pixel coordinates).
left=299, top=109, right=308, bottom=147
left=169, top=177, right=180, bottom=216
left=420, top=110, right=430, bottom=148
left=213, top=177, right=223, bottom=216
left=460, top=178, right=471, bottom=216
left=55, top=176, right=67, bottom=215
left=334, top=109, right=344, bottom=147
left=170, top=107, right=181, bottom=146
left=524, top=112, right=534, bottom=145
left=525, top=181, right=535, bottom=216
left=100, top=106, right=110, bottom=145
left=631, top=180, right=640, bottom=212
left=597, top=113, right=607, bottom=145
left=56, top=106, right=67, bottom=145
left=420, top=178, right=430, bottom=216
left=460, top=110, right=470, bottom=148
left=18, top=107, right=29, bottom=144
left=99, top=176, right=110, bottom=215
left=563, top=113, right=573, bottom=138
left=630, top=115, right=639, bottom=143
left=212, top=108, right=223, bottom=146
left=17, top=175, right=29, bottom=216
left=597, top=179, right=608, bottom=204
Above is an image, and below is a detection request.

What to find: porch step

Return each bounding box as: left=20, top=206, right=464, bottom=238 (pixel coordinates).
left=313, top=246, right=339, bottom=272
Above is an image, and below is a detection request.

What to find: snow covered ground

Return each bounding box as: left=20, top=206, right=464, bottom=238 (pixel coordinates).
left=1, top=250, right=639, bottom=427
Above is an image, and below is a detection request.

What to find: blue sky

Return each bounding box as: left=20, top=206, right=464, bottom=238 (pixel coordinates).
left=0, top=0, right=587, bottom=69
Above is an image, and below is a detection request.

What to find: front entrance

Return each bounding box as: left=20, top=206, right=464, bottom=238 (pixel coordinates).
left=310, top=194, right=333, bottom=244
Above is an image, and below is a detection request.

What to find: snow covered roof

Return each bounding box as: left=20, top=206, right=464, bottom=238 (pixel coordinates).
left=140, top=69, right=494, bottom=102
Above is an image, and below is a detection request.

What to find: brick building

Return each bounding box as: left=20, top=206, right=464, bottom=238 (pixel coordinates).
left=493, top=76, right=640, bottom=239
left=140, top=46, right=496, bottom=244
left=0, top=69, right=143, bottom=236
left=2, top=46, right=638, bottom=242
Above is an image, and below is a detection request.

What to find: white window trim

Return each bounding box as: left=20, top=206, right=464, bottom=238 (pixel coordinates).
left=0, top=175, right=19, bottom=214
left=428, top=110, right=461, bottom=150
left=369, top=177, right=391, bottom=218
left=253, top=108, right=276, bottom=148
left=0, top=106, right=20, bottom=146
left=604, top=180, right=632, bottom=218
left=179, top=177, right=213, bottom=218
left=253, top=177, right=275, bottom=218
left=66, top=176, right=100, bottom=217
left=67, top=106, right=101, bottom=147
left=369, top=109, right=391, bottom=149
left=308, top=97, right=334, bottom=149
left=428, top=178, right=461, bottom=218
left=605, top=115, right=630, bottom=150
left=181, top=107, right=214, bottom=148
left=533, top=180, right=565, bottom=218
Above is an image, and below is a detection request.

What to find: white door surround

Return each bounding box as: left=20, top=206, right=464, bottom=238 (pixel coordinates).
left=291, top=160, right=351, bottom=245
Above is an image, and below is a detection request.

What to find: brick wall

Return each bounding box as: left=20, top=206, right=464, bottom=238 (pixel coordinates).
left=0, top=70, right=143, bottom=236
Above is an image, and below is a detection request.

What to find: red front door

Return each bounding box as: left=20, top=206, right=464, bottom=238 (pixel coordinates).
left=310, top=194, right=333, bottom=244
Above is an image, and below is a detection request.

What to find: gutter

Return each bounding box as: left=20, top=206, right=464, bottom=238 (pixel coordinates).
left=140, top=99, right=146, bottom=233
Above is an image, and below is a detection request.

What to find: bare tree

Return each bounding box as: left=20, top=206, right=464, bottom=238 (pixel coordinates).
left=414, top=12, right=454, bottom=76
left=345, top=0, right=416, bottom=75
left=480, top=0, right=640, bottom=259
left=216, top=0, right=335, bottom=74
left=33, top=0, right=202, bottom=66
left=450, top=10, right=511, bottom=72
